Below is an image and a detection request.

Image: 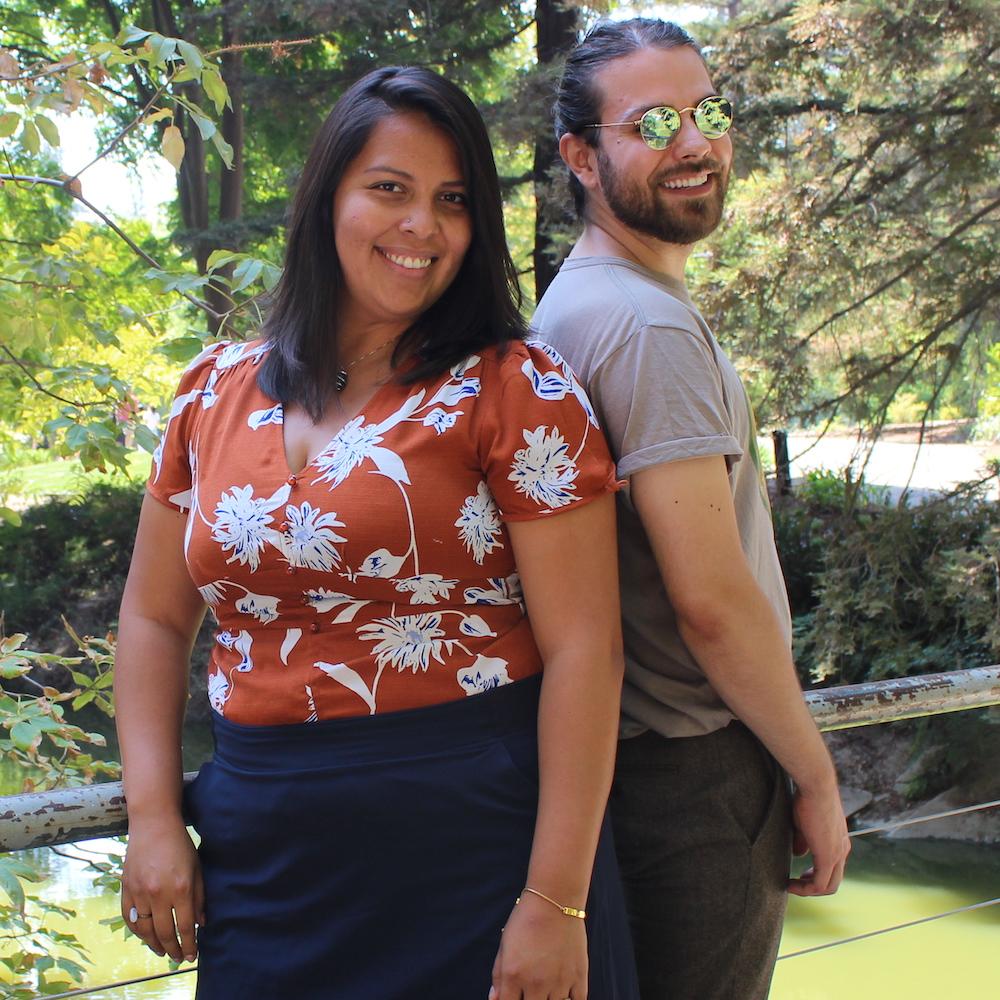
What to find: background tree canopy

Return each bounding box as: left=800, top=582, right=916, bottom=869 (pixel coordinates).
left=2, top=1, right=997, bottom=500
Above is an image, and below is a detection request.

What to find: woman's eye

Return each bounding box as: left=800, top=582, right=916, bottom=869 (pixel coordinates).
left=441, top=191, right=467, bottom=206
left=372, top=181, right=403, bottom=193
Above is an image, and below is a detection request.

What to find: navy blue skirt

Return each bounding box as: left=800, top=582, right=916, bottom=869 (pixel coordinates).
left=184, top=675, right=639, bottom=999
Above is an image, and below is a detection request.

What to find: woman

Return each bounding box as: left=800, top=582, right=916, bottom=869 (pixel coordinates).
left=115, top=66, right=638, bottom=1000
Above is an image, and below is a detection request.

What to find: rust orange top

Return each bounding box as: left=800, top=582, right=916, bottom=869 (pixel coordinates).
left=147, top=338, right=620, bottom=725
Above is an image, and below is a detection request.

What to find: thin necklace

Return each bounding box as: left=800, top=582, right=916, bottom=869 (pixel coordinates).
left=335, top=335, right=399, bottom=392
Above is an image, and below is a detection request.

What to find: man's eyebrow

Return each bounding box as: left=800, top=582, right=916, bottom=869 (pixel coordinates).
left=363, top=165, right=465, bottom=186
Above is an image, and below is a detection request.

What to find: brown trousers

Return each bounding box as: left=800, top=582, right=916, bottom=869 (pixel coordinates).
left=610, top=722, right=792, bottom=1000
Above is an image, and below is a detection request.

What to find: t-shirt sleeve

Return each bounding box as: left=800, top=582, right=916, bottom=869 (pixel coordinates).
left=475, top=341, right=621, bottom=521
left=145, top=343, right=226, bottom=513
left=591, top=323, right=743, bottom=479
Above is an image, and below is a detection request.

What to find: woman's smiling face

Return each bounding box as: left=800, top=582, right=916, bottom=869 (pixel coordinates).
left=332, top=110, right=473, bottom=338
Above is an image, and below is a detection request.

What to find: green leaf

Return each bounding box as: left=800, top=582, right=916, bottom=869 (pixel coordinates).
left=34, top=114, right=59, bottom=147
left=0, top=506, right=21, bottom=527
left=232, top=258, right=264, bottom=293
left=211, top=129, right=234, bottom=170
left=0, top=112, right=20, bottom=137
left=9, top=720, right=41, bottom=752
left=161, top=124, right=185, bottom=170
left=147, top=34, right=178, bottom=69
left=0, top=863, right=26, bottom=911
left=120, top=25, right=152, bottom=45
left=201, top=66, right=231, bottom=114
left=206, top=249, right=241, bottom=271
left=187, top=108, right=216, bottom=142
left=156, top=335, right=206, bottom=362
left=177, top=40, right=204, bottom=71
left=0, top=657, right=30, bottom=679
left=19, top=120, right=39, bottom=155
left=132, top=423, right=161, bottom=454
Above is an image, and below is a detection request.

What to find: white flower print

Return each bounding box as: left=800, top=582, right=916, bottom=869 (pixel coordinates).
left=457, top=655, right=511, bottom=695
left=248, top=403, right=283, bottom=429
left=455, top=482, right=504, bottom=564
left=525, top=340, right=599, bottom=429
left=394, top=574, right=458, bottom=605
left=214, top=340, right=268, bottom=370
left=198, top=581, right=226, bottom=606
left=450, top=354, right=481, bottom=379
left=211, top=483, right=289, bottom=571
left=233, top=630, right=254, bottom=672
left=357, top=548, right=406, bottom=579
left=422, top=407, right=461, bottom=435
left=303, top=588, right=372, bottom=623
left=430, top=378, right=480, bottom=407
left=216, top=630, right=238, bottom=649
left=281, top=501, right=347, bottom=571
left=458, top=614, right=497, bottom=637
left=208, top=669, right=230, bottom=714
left=521, top=356, right=574, bottom=401
left=312, top=416, right=384, bottom=488
left=235, top=590, right=279, bottom=624
left=508, top=425, right=579, bottom=510
left=357, top=614, right=446, bottom=673
left=463, top=573, right=523, bottom=606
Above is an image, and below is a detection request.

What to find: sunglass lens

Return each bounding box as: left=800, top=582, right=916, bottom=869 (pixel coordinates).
left=640, top=107, right=681, bottom=150
left=695, top=97, right=734, bottom=139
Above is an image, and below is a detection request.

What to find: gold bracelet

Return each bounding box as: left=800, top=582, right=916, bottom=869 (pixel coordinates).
left=516, top=886, right=586, bottom=919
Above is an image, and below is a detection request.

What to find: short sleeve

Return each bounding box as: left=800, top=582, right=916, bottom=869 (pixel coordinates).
left=591, top=324, right=743, bottom=480
left=145, top=343, right=227, bottom=513
left=475, top=341, right=621, bottom=521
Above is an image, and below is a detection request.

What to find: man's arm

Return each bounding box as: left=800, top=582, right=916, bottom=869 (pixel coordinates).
left=631, top=454, right=851, bottom=896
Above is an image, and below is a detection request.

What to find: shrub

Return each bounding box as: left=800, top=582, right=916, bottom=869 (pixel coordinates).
left=773, top=472, right=1000, bottom=686
left=0, top=483, right=143, bottom=639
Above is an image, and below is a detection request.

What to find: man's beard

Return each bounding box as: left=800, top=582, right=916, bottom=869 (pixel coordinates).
left=597, top=149, right=728, bottom=245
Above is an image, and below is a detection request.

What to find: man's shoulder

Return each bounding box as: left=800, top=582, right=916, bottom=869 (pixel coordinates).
left=535, top=256, right=702, bottom=340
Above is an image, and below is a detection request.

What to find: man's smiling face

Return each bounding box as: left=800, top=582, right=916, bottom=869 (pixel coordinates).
left=590, top=45, right=733, bottom=246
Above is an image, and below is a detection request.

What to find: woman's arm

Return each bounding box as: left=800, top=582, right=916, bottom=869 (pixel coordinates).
left=114, top=494, right=208, bottom=963
left=491, top=492, right=623, bottom=1000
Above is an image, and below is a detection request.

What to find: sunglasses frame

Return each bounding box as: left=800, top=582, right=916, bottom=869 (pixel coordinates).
left=586, top=96, right=734, bottom=150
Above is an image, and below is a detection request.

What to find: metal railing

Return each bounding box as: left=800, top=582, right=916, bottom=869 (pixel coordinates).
left=1, top=664, right=999, bottom=999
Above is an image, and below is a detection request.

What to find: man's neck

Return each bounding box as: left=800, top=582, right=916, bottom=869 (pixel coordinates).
left=569, top=212, right=693, bottom=286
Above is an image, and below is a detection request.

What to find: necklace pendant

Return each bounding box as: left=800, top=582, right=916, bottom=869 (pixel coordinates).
left=334, top=369, right=348, bottom=392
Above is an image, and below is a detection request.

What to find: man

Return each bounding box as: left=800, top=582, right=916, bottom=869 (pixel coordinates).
left=532, top=18, right=850, bottom=1000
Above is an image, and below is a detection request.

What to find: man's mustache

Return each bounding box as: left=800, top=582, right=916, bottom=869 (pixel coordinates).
left=653, top=158, right=726, bottom=184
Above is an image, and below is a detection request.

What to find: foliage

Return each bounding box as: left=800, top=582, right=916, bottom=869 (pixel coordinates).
left=677, top=0, right=1000, bottom=431
left=0, top=483, right=143, bottom=637
left=773, top=472, right=1000, bottom=686
left=0, top=621, right=119, bottom=996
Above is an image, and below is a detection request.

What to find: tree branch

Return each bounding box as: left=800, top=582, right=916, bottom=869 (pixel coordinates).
left=0, top=173, right=224, bottom=325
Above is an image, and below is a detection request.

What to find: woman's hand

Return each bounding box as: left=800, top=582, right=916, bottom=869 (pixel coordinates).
left=121, top=815, right=205, bottom=964
left=489, top=893, right=588, bottom=1000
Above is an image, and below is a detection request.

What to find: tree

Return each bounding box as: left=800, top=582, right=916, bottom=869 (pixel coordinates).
left=683, top=0, right=1000, bottom=434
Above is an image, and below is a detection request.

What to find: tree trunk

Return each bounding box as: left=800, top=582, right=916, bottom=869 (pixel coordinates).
left=207, top=4, right=246, bottom=333
left=532, top=0, right=579, bottom=302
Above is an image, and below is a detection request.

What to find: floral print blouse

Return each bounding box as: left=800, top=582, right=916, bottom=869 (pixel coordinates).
left=147, top=338, right=619, bottom=725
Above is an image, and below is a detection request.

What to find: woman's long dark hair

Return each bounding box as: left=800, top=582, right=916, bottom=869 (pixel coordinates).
left=258, top=66, right=525, bottom=420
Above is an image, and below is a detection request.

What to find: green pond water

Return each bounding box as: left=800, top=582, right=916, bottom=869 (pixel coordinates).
left=3, top=760, right=999, bottom=999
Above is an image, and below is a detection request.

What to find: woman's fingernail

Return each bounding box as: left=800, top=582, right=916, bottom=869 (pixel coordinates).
left=185, top=954, right=196, bottom=963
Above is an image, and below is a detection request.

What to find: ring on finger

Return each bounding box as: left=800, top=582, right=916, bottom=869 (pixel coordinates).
left=128, top=905, right=153, bottom=922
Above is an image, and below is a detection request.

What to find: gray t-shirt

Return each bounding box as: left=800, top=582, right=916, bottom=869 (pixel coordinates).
left=532, top=256, right=791, bottom=739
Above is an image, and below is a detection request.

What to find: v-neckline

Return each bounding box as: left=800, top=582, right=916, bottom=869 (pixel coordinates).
left=276, top=369, right=413, bottom=479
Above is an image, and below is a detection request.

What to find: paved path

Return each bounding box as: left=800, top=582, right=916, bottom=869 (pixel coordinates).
left=779, top=435, right=999, bottom=502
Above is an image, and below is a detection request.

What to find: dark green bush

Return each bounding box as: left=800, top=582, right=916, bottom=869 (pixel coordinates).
left=773, top=471, right=1000, bottom=687
left=0, top=483, right=143, bottom=639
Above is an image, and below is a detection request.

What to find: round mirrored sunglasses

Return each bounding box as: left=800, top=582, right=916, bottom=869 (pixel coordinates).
left=587, top=96, right=734, bottom=151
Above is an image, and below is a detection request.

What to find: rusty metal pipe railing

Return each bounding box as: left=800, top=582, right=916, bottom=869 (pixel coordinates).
left=2, top=665, right=999, bottom=854
left=803, top=664, right=1000, bottom=731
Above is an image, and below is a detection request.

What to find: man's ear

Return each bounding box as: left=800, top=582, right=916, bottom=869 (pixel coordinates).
left=559, top=131, right=600, bottom=196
